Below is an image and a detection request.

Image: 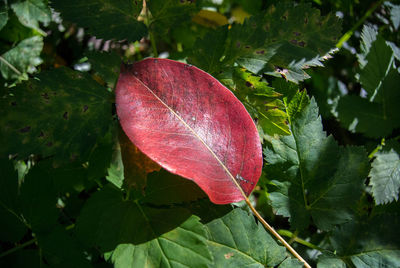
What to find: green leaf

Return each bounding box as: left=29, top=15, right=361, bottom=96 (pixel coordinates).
left=10, top=0, right=51, bottom=34
left=317, top=254, right=346, bottom=268
left=142, top=169, right=206, bottom=205
left=77, top=185, right=213, bottom=267
left=148, top=0, right=199, bottom=38
left=205, top=208, right=289, bottom=267
left=188, top=25, right=228, bottom=74
left=278, top=258, right=304, bottom=268
left=225, top=2, right=341, bottom=83
left=37, top=225, right=91, bottom=268
left=0, top=35, right=43, bottom=80
left=0, top=3, right=8, bottom=31
left=219, top=67, right=290, bottom=136
left=0, top=159, right=27, bottom=242
left=324, top=203, right=400, bottom=268
left=264, top=93, right=370, bottom=230
left=106, top=138, right=124, bottom=189
left=0, top=67, right=113, bottom=163
left=358, top=26, right=394, bottom=101
left=20, top=164, right=59, bottom=232
left=108, top=216, right=212, bottom=268
left=86, top=50, right=121, bottom=87
left=337, top=69, right=400, bottom=138
left=369, top=140, right=400, bottom=205
left=51, top=0, right=147, bottom=42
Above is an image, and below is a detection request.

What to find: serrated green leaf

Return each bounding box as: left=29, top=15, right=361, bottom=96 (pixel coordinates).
left=358, top=26, right=394, bottom=101
left=225, top=2, right=341, bottom=83
left=205, top=208, right=289, bottom=267
left=337, top=69, right=400, bottom=138
left=108, top=216, right=212, bottom=268
left=86, top=51, right=121, bottom=87
left=51, top=0, right=147, bottom=42
left=0, top=67, right=113, bottom=163
left=10, top=0, right=51, bottom=34
left=369, top=140, right=400, bottom=205
left=326, top=203, right=400, bottom=268
left=0, top=159, right=27, bottom=242
left=264, top=94, right=369, bottom=230
left=106, top=138, right=124, bottom=189
left=77, top=185, right=213, bottom=267
left=219, top=67, right=290, bottom=136
left=0, top=3, right=8, bottom=31
left=0, top=35, right=43, bottom=80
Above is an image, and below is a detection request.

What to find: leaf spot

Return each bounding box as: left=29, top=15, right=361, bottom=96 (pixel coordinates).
left=224, top=252, right=234, bottom=259
left=11, top=101, right=17, bottom=106
left=245, top=81, right=253, bottom=87
left=83, top=105, right=88, bottom=112
left=256, top=50, right=265, bottom=55
left=63, top=112, right=69, bottom=120
left=20, top=126, right=31, bottom=133
left=46, top=142, right=53, bottom=147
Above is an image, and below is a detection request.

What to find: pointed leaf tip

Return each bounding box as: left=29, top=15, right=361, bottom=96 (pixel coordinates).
left=116, top=58, right=263, bottom=204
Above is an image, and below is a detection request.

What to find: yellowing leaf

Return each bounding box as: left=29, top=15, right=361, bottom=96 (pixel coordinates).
left=192, top=10, right=228, bottom=28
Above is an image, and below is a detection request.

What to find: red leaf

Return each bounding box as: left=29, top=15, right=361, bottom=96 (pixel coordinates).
left=116, top=58, right=262, bottom=204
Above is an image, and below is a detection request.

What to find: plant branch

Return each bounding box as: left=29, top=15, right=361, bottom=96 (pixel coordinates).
left=0, top=238, right=37, bottom=259
left=278, top=229, right=325, bottom=252
left=144, top=0, right=158, bottom=57
left=244, top=197, right=312, bottom=268
left=336, top=0, right=384, bottom=48
left=0, top=55, right=22, bottom=76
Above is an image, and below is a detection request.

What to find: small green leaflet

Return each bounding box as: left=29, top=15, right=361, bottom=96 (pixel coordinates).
left=0, top=36, right=43, bottom=80
left=10, top=0, right=51, bottom=35
left=264, top=92, right=369, bottom=230
left=369, top=140, right=400, bottom=205
left=0, top=3, right=8, bottom=31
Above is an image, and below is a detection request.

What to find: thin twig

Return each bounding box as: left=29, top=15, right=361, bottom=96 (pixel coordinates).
left=245, top=198, right=312, bottom=268
left=0, top=238, right=37, bottom=259
left=0, top=55, right=22, bottom=76
left=336, top=0, right=385, bottom=48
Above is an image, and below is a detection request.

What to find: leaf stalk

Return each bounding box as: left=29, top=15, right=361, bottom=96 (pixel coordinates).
left=0, top=238, right=37, bottom=259
left=244, top=197, right=312, bottom=268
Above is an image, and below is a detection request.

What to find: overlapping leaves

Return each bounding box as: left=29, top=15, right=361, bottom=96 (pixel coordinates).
left=264, top=92, right=369, bottom=230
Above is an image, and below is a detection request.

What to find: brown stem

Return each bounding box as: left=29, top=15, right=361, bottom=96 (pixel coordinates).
left=244, top=197, right=312, bottom=268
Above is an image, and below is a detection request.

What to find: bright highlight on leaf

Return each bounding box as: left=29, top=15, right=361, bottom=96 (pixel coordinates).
left=116, top=58, right=263, bottom=204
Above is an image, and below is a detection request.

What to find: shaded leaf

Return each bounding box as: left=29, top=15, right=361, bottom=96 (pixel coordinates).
left=10, top=0, right=51, bottom=34
left=0, top=159, right=27, bottom=242
left=116, top=58, right=262, bottom=204
left=189, top=25, right=228, bottom=74
left=0, top=249, right=44, bottom=268
left=0, top=67, right=113, bottom=163
left=51, top=0, right=147, bottom=42
left=0, top=35, right=43, bottom=80
left=119, top=127, right=160, bottom=190
left=226, top=2, right=341, bottom=83
left=205, top=208, right=291, bottom=267
left=20, top=164, right=58, bottom=232
left=264, top=93, right=369, bottom=230
left=76, top=185, right=192, bottom=252
left=142, top=169, right=206, bottom=205
left=37, top=225, right=90, bottom=268
left=0, top=3, right=8, bottom=31
left=369, top=140, right=400, bottom=204
left=148, top=0, right=199, bottom=38
left=85, top=50, right=121, bottom=87
left=107, top=216, right=212, bottom=268
left=324, top=203, right=400, bottom=267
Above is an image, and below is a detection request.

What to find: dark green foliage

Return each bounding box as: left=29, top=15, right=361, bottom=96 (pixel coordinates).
left=1, top=0, right=400, bottom=267
left=51, top=0, right=147, bottom=42
left=0, top=67, right=113, bottom=163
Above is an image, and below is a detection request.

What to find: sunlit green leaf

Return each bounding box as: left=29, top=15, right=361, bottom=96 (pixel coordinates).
left=10, top=0, right=51, bottom=34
